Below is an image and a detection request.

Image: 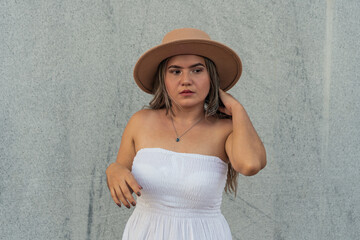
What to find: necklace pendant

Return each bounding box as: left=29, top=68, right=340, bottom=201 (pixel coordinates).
left=176, top=138, right=180, bottom=142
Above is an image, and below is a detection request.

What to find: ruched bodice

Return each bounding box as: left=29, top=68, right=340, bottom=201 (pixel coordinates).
left=122, top=148, right=232, bottom=240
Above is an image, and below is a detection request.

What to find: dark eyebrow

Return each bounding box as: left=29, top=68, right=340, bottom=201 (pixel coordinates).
left=167, top=63, right=205, bottom=69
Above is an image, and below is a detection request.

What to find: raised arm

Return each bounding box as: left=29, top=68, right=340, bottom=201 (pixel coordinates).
left=219, top=89, right=267, bottom=176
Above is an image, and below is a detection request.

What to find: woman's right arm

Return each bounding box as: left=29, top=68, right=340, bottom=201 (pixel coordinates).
left=105, top=111, right=143, bottom=209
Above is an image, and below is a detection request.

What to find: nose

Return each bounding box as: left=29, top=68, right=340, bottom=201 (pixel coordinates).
left=180, top=71, right=192, bottom=86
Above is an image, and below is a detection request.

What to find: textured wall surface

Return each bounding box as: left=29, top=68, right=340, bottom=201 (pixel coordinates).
left=1, top=0, right=359, bottom=239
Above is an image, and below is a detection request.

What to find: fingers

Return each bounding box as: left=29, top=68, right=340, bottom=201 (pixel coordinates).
left=112, top=181, right=143, bottom=209
left=109, top=183, right=132, bottom=209
left=219, top=106, right=232, bottom=116
left=125, top=173, right=143, bottom=198
left=109, top=187, right=122, bottom=208
left=107, top=175, right=123, bottom=208
left=116, top=184, right=132, bottom=208
left=119, top=180, right=138, bottom=208
left=219, top=88, right=231, bottom=96
left=107, top=167, right=143, bottom=209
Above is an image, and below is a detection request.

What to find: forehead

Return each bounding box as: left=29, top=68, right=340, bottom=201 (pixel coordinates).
left=166, top=55, right=205, bottom=67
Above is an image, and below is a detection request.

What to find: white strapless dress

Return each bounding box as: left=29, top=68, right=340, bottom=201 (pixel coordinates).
left=122, top=148, right=232, bottom=240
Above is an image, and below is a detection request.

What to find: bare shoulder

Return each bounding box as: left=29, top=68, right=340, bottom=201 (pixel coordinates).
left=128, top=108, right=160, bottom=128
left=130, top=108, right=151, bottom=119
left=115, top=109, right=160, bottom=170
left=132, top=108, right=157, bottom=117
left=128, top=108, right=166, bottom=138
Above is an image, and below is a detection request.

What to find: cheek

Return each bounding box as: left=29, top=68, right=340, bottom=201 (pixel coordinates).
left=164, top=79, right=176, bottom=96
left=164, top=77, right=170, bottom=90
left=200, top=78, right=211, bottom=92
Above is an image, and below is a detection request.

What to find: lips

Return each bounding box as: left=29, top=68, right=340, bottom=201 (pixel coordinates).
left=180, top=90, right=194, bottom=93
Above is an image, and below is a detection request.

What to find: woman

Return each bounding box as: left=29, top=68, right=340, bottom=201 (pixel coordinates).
left=106, top=28, right=266, bottom=239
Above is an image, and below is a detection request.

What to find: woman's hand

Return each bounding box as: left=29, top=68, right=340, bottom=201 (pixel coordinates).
left=106, top=162, right=142, bottom=209
left=218, top=89, right=242, bottom=116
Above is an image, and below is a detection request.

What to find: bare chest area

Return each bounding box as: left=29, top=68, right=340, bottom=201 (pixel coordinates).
left=133, top=115, right=230, bottom=163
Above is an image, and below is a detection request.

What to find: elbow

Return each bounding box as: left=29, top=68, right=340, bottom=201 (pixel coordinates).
left=235, top=157, right=265, bottom=176
left=240, top=164, right=261, bottom=176
left=260, top=155, right=267, bottom=170
left=261, top=158, right=267, bottom=169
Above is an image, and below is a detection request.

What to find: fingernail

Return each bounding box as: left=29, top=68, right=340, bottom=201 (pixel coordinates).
left=137, top=191, right=141, bottom=196
left=138, top=185, right=143, bottom=189
left=117, top=204, right=121, bottom=208
left=126, top=205, right=130, bottom=209
left=132, top=201, right=136, bottom=206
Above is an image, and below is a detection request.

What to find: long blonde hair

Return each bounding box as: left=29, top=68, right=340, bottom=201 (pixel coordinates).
left=146, top=56, right=239, bottom=197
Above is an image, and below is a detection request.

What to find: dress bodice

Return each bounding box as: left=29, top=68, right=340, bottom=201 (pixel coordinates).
left=131, top=148, right=228, bottom=216
left=122, top=148, right=232, bottom=239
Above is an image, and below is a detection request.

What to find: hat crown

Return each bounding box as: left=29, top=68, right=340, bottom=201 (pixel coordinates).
left=162, top=28, right=211, bottom=44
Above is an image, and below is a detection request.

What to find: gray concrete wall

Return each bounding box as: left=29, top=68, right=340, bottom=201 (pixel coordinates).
left=1, top=0, right=359, bottom=239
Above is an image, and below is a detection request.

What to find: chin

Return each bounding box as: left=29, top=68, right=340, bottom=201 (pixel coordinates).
left=177, top=100, right=205, bottom=108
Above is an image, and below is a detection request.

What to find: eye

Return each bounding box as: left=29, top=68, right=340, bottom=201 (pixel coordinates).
left=192, top=68, right=204, bottom=73
left=170, top=69, right=181, bottom=75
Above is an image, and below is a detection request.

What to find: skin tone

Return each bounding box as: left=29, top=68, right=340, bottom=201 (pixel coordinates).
left=165, top=55, right=210, bottom=125
left=220, top=89, right=267, bottom=175
left=105, top=54, right=266, bottom=209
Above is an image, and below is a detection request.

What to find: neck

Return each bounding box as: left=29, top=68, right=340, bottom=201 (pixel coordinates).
left=169, top=104, right=205, bottom=125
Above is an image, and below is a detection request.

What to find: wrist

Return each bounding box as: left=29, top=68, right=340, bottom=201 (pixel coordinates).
left=106, top=162, right=121, bottom=173
left=230, top=102, right=243, bottom=112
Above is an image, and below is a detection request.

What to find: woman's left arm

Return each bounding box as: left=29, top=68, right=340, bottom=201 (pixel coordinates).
left=219, top=89, right=267, bottom=176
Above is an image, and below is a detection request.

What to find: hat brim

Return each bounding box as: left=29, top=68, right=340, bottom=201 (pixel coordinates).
left=133, top=39, right=242, bottom=94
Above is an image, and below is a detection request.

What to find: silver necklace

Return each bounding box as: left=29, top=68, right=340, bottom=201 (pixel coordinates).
left=170, top=116, right=203, bottom=142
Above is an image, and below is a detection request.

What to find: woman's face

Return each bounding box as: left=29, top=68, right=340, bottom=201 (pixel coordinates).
left=164, top=55, right=210, bottom=109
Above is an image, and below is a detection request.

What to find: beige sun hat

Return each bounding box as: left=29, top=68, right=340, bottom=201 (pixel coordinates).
left=133, top=28, right=242, bottom=94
